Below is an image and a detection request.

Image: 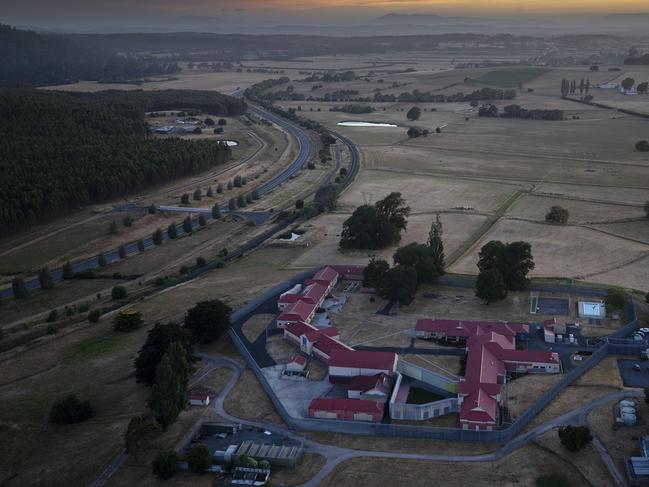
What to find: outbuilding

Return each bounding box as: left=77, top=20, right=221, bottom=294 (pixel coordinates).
left=308, top=397, right=385, bottom=422
left=188, top=392, right=211, bottom=406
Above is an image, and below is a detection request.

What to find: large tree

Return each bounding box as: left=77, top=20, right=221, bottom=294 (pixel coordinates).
left=558, top=425, right=592, bottom=452
left=621, top=77, right=636, bottom=92
left=187, top=444, right=212, bottom=473
left=545, top=206, right=569, bottom=224
left=148, top=344, right=189, bottom=429
left=478, top=240, right=535, bottom=292
left=378, top=265, right=418, bottom=306
left=475, top=267, right=508, bottom=304
left=135, top=323, right=193, bottom=386
left=427, top=213, right=445, bottom=277
left=49, top=394, right=95, bottom=424
left=124, top=414, right=162, bottom=457
left=340, top=193, right=410, bottom=250
left=184, top=299, right=232, bottom=344
left=38, top=267, right=55, bottom=290
left=604, top=287, right=628, bottom=314
left=393, top=243, right=440, bottom=285
left=362, top=257, right=390, bottom=289
left=314, top=184, right=340, bottom=212
left=113, top=309, right=144, bottom=332
left=406, top=106, right=422, bottom=121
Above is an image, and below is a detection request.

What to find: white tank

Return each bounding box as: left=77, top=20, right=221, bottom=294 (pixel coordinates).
left=620, top=406, right=636, bottom=414
left=621, top=413, right=637, bottom=425
left=620, top=400, right=636, bottom=407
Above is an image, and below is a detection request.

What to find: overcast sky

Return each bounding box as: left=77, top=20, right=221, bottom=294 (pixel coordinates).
left=3, top=0, right=649, bottom=31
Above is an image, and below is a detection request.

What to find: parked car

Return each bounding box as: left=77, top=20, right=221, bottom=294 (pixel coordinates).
left=633, top=363, right=641, bottom=371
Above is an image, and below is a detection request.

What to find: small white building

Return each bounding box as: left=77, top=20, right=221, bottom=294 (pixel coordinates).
left=286, top=355, right=307, bottom=373
left=188, top=392, right=211, bottom=406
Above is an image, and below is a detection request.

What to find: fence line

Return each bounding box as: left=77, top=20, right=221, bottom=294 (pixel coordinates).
left=226, top=276, right=641, bottom=443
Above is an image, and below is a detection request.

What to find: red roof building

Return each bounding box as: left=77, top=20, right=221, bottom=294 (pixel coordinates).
left=329, top=265, right=364, bottom=281
left=277, top=300, right=317, bottom=327
left=313, top=334, right=353, bottom=363
left=312, top=266, right=339, bottom=293
left=454, top=324, right=560, bottom=431
left=415, top=319, right=529, bottom=342
left=284, top=321, right=341, bottom=355
left=286, top=355, right=307, bottom=372
left=347, top=373, right=393, bottom=401
left=308, top=397, right=385, bottom=422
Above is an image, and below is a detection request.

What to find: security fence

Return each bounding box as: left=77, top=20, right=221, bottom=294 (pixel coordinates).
left=227, top=276, right=642, bottom=443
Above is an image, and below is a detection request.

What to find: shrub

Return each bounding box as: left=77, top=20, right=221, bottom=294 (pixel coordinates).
left=187, top=444, right=212, bottom=473
left=111, top=285, right=127, bottom=300
left=558, top=425, right=592, bottom=452
left=295, top=199, right=304, bottom=209
left=88, top=309, right=102, bottom=323
left=152, top=451, right=180, bottom=480
left=112, top=272, right=122, bottom=279
left=113, top=309, right=143, bottom=332
left=123, top=216, right=133, bottom=227
left=46, top=324, right=58, bottom=335
left=536, top=473, right=569, bottom=487
left=196, top=257, right=207, bottom=267
left=179, top=265, right=189, bottom=275
left=154, top=277, right=166, bottom=286
left=46, top=309, right=59, bottom=322
left=49, top=394, right=95, bottom=424
left=545, top=206, right=569, bottom=224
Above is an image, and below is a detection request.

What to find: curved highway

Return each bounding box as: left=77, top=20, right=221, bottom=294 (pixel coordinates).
left=0, top=101, right=357, bottom=300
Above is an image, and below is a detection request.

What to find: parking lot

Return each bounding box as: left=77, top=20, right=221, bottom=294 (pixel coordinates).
left=193, top=424, right=302, bottom=459
left=617, top=359, right=649, bottom=388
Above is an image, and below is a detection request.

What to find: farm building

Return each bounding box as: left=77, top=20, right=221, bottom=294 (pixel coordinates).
left=308, top=397, right=385, bottom=422
left=415, top=319, right=529, bottom=343
left=286, top=355, right=307, bottom=373
left=188, top=392, right=211, bottom=406
left=328, top=349, right=398, bottom=382
left=347, top=373, right=393, bottom=401
left=458, top=327, right=560, bottom=430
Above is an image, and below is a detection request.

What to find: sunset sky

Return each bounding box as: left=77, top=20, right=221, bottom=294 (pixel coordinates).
left=4, top=0, right=649, bottom=31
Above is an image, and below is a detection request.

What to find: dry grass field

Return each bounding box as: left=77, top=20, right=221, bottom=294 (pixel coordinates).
left=319, top=446, right=589, bottom=487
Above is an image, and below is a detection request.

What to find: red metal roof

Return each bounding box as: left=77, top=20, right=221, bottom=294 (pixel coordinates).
left=313, top=266, right=339, bottom=283
left=313, top=334, right=353, bottom=356
left=189, top=393, right=210, bottom=401
left=329, top=349, right=397, bottom=371
left=304, top=327, right=339, bottom=343
left=278, top=300, right=316, bottom=322
left=329, top=265, right=364, bottom=280
left=309, top=397, right=385, bottom=414
left=348, top=373, right=392, bottom=394
left=301, top=282, right=328, bottom=303
left=460, top=388, right=498, bottom=424
left=416, top=319, right=528, bottom=337
left=285, top=321, right=318, bottom=338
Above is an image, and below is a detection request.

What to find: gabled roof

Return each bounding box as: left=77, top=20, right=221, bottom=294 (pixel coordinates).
left=285, top=321, right=318, bottom=338
left=289, top=355, right=307, bottom=366
left=301, top=282, right=328, bottom=303
left=460, top=388, right=498, bottom=424
left=309, top=397, right=385, bottom=414
left=313, top=266, right=339, bottom=283
left=329, top=349, right=397, bottom=371
left=304, top=326, right=339, bottom=343
left=415, top=319, right=528, bottom=337
left=313, top=334, right=353, bottom=356
left=277, top=300, right=317, bottom=322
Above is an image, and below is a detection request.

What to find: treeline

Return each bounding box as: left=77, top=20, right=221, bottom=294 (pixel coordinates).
left=301, top=71, right=357, bottom=82
left=479, top=104, right=564, bottom=121
left=0, top=89, right=244, bottom=229
left=0, top=24, right=180, bottom=87
left=330, top=105, right=375, bottom=114
left=624, top=54, right=649, bottom=65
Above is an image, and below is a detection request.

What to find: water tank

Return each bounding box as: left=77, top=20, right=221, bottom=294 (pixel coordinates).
left=620, top=400, right=637, bottom=407
left=620, top=406, right=636, bottom=414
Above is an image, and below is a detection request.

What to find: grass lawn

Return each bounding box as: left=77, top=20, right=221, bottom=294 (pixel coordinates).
left=475, top=68, right=550, bottom=88
left=406, top=387, right=445, bottom=405
left=64, top=335, right=119, bottom=361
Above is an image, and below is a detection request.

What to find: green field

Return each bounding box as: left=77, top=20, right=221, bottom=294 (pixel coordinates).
left=64, top=335, right=118, bottom=361
left=475, top=68, right=550, bottom=88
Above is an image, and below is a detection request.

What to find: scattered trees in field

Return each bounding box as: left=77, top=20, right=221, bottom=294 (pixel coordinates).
left=406, top=106, right=421, bottom=121
left=340, top=192, right=410, bottom=250
left=480, top=104, right=563, bottom=120
left=314, top=184, right=340, bottom=212
left=184, top=299, right=232, bottom=344
left=183, top=217, right=193, bottom=234
left=135, top=323, right=193, bottom=386
left=167, top=223, right=178, bottom=239
left=558, top=425, right=592, bottom=452
left=97, top=251, right=107, bottom=267
left=393, top=243, right=442, bottom=285
left=621, top=77, right=636, bottom=92
left=198, top=213, right=207, bottom=226
left=212, top=204, right=221, bottom=219
left=49, top=394, right=95, bottom=424
left=38, top=267, right=54, bottom=290
left=228, top=198, right=236, bottom=210
left=113, top=309, right=143, bottom=332
left=193, top=188, right=202, bottom=201
left=545, top=206, right=569, bottom=224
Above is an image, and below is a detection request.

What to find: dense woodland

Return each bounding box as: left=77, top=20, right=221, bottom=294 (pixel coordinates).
left=0, top=24, right=180, bottom=87
left=0, top=89, right=246, bottom=230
